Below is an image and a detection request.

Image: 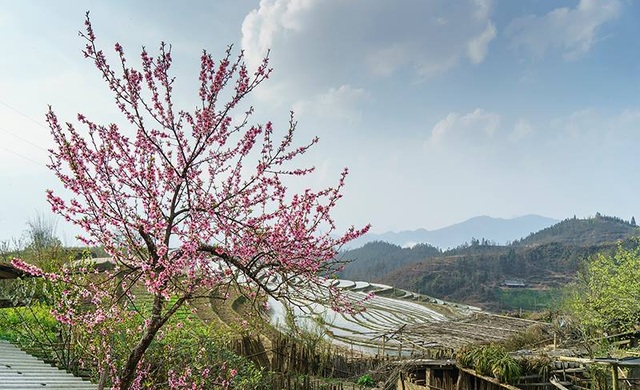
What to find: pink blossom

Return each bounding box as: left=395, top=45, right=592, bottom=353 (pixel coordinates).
left=42, top=12, right=370, bottom=389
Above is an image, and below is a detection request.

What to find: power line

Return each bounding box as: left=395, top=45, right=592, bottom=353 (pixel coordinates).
left=0, top=98, right=50, bottom=169
left=0, top=125, right=48, bottom=152
left=0, top=99, right=49, bottom=130
left=0, top=144, right=46, bottom=168
left=0, top=98, right=50, bottom=161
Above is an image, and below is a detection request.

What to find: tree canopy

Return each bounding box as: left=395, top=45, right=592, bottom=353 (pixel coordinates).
left=566, top=240, right=640, bottom=335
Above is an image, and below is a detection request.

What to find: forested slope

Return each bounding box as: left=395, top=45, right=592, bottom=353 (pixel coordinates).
left=338, top=241, right=441, bottom=281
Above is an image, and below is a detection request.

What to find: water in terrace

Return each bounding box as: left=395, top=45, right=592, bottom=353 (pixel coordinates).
left=266, top=279, right=480, bottom=355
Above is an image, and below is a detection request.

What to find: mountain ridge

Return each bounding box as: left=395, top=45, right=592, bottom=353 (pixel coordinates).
left=348, top=214, right=559, bottom=250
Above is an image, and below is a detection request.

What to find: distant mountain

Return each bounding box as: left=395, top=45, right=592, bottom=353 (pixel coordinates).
left=348, top=214, right=558, bottom=250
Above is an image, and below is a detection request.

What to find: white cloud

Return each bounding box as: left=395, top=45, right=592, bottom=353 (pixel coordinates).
left=429, top=108, right=501, bottom=146
left=509, top=118, right=534, bottom=142
left=614, top=109, right=640, bottom=126
left=467, top=21, right=497, bottom=64
left=507, top=0, right=621, bottom=60
left=292, top=84, right=370, bottom=122
left=241, top=0, right=316, bottom=71
left=366, top=44, right=411, bottom=77
left=532, top=108, right=640, bottom=196
left=241, top=0, right=498, bottom=104
left=550, top=108, right=640, bottom=148
left=551, top=108, right=598, bottom=138
left=471, top=0, right=493, bottom=21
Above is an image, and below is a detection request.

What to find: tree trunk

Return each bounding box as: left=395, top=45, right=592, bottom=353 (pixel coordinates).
left=119, top=294, right=165, bottom=389
left=118, top=292, right=188, bottom=389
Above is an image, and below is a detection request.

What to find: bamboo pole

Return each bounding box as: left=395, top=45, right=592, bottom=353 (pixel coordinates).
left=457, top=367, right=522, bottom=390
left=549, top=378, right=570, bottom=390
left=612, top=364, right=619, bottom=390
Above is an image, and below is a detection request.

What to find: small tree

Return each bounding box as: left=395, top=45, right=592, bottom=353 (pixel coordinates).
left=13, top=12, right=368, bottom=389
left=565, top=241, right=640, bottom=337
left=24, top=213, right=63, bottom=266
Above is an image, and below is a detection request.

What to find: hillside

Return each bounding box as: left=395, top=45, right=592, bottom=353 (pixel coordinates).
left=383, top=241, right=618, bottom=309
left=341, top=214, right=640, bottom=310
left=515, top=214, right=639, bottom=246
left=338, top=241, right=441, bottom=281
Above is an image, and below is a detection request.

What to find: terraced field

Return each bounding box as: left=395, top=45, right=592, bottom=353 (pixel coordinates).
left=266, top=280, right=547, bottom=355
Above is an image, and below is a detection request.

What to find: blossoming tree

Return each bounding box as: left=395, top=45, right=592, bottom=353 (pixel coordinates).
left=13, top=13, right=368, bottom=389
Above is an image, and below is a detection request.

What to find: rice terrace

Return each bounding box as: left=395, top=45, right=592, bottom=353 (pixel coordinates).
left=266, top=279, right=543, bottom=355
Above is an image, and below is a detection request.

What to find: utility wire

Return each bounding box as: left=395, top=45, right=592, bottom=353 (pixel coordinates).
left=0, top=144, right=45, bottom=167
left=0, top=98, right=49, bottom=130
left=0, top=125, right=48, bottom=152
left=0, top=99, right=49, bottom=168
left=0, top=96, right=52, bottom=168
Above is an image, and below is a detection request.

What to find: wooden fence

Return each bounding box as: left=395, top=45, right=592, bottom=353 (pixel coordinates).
left=230, top=335, right=383, bottom=378
left=230, top=334, right=415, bottom=390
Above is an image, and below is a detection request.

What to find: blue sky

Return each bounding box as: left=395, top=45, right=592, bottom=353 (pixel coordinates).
left=1, top=0, right=639, bottom=243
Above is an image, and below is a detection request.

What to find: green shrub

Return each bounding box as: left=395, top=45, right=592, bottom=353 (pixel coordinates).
left=455, top=344, right=524, bottom=385
left=144, top=318, right=267, bottom=389
left=357, top=374, right=376, bottom=388
left=500, top=324, right=551, bottom=350
left=494, top=288, right=557, bottom=311
left=521, top=355, right=552, bottom=382
left=0, top=303, right=58, bottom=344
left=491, top=354, right=522, bottom=384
